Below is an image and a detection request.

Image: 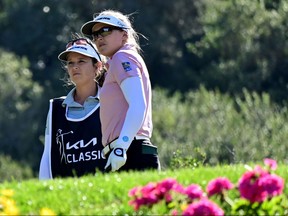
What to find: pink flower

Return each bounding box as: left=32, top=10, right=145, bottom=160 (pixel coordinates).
left=264, top=158, right=277, bottom=170
left=171, top=209, right=179, bottom=216
left=128, top=186, right=141, bottom=197
left=238, top=165, right=283, bottom=203
left=206, top=177, right=234, bottom=197
left=155, top=178, right=184, bottom=202
left=182, top=199, right=224, bottom=216
left=156, top=178, right=184, bottom=194
left=140, top=182, right=157, bottom=196
left=238, top=167, right=267, bottom=203
left=128, top=178, right=184, bottom=210
left=183, top=184, right=204, bottom=200
left=128, top=183, right=159, bottom=210
left=259, top=174, right=284, bottom=197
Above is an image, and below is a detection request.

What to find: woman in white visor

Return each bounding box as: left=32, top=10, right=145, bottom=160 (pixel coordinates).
left=81, top=10, right=161, bottom=172
left=39, top=36, right=107, bottom=179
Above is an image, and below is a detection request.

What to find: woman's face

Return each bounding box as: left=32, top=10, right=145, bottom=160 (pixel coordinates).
left=66, top=52, right=98, bottom=86
left=92, top=23, right=126, bottom=58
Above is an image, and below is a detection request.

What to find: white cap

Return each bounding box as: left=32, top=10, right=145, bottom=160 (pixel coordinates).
left=58, top=40, right=101, bottom=62
left=81, top=15, right=129, bottom=36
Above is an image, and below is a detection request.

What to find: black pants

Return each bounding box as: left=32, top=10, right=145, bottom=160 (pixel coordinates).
left=119, top=139, right=161, bottom=171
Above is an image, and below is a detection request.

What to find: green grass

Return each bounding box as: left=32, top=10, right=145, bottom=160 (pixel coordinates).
left=0, top=164, right=287, bottom=215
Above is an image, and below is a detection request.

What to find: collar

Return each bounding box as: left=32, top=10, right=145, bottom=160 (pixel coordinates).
left=62, top=86, right=100, bottom=107
left=109, top=44, right=134, bottom=60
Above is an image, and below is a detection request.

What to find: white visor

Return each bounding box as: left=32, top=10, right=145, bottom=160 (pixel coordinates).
left=81, top=14, right=129, bottom=36
left=58, top=41, right=101, bottom=62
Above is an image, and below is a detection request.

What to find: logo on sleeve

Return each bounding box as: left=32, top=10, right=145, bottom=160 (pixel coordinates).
left=122, top=62, right=132, bottom=72
left=122, top=136, right=129, bottom=142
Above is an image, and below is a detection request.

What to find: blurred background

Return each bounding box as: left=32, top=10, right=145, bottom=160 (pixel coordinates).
left=1, top=0, right=288, bottom=180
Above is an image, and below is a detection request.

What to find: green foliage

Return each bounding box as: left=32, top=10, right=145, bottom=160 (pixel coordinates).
left=152, top=87, right=288, bottom=167
left=189, top=0, right=288, bottom=103
left=2, top=0, right=286, bottom=100
left=0, top=154, right=33, bottom=183
left=0, top=164, right=286, bottom=215
left=1, top=0, right=288, bottom=174
left=169, top=149, right=206, bottom=170
left=128, top=160, right=287, bottom=215
left=0, top=49, right=43, bottom=169
left=232, top=195, right=288, bottom=215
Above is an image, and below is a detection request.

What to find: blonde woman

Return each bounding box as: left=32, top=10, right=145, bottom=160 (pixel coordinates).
left=81, top=10, right=160, bottom=172
left=39, top=36, right=106, bottom=179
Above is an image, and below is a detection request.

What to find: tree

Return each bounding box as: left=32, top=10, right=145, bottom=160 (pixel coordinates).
left=0, top=49, right=43, bottom=169
left=188, top=0, right=288, bottom=103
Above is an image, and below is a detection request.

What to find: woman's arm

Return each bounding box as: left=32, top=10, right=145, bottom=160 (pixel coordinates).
left=117, top=76, right=146, bottom=149
left=104, top=76, right=146, bottom=171
left=39, top=105, right=52, bottom=179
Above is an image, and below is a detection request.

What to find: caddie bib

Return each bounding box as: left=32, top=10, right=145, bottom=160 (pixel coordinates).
left=50, top=98, right=105, bottom=178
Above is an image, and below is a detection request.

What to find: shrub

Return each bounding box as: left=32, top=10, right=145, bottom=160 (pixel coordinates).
left=128, top=158, right=287, bottom=215
left=0, top=154, right=33, bottom=182
left=152, top=87, right=288, bottom=168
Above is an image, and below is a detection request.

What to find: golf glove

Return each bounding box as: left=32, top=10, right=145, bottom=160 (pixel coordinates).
left=105, top=146, right=127, bottom=172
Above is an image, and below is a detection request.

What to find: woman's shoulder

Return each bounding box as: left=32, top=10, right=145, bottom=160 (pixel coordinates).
left=49, top=96, right=66, bottom=102
left=113, top=48, right=142, bottom=64
left=49, top=96, right=66, bottom=108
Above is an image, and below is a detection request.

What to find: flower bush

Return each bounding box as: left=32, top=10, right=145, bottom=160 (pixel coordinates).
left=0, top=189, right=56, bottom=216
left=0, top=189, right=19, bottom=215
left=128, top=158, right=287, bottom=215
left=238, top=165, right=284, bottom=203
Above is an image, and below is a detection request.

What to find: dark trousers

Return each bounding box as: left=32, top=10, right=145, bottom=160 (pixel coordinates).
left=119, top=139, right=160, bottom=171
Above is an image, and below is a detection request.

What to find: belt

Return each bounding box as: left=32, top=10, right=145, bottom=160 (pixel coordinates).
left=102, top=136, right=150, bottom=157
left=135, top=135, right=150, bottom=140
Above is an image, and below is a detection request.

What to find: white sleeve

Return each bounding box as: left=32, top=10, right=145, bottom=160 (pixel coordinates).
left=116, top=76, right=146, bottom=149
left=39, top=101, right=53, bottom=179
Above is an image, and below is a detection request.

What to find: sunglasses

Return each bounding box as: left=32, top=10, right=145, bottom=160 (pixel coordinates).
left=65, top=38, right=101, bottom=61
left=92, top=26, right=122, bottom=40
